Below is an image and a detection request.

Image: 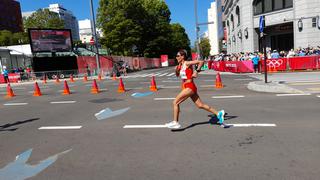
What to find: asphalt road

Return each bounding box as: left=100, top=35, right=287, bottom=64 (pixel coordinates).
left=0, top=68, right=320, bottom=180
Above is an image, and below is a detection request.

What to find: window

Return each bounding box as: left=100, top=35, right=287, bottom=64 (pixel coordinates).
left=236, top=6, right=240, bottom=26
left=264, top=0, right=272, bottom=12
left=284, top=0, right=293, bottom=8
left=253, top=0, right=293, bottom=15
left=274, top=0, right=284, bottom=10
left=312, top=18, right=317, bottom=28
left=254, top=0, right=263, bottom=15
left=231, top=14, right=234, bottom=31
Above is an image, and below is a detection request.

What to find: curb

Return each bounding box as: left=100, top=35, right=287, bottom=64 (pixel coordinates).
left=247, top=81, right=305, bottom=94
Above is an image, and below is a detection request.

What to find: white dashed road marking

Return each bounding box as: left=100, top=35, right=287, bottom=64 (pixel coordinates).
left=50, top=101, right=76, bottom=104
left=276, top=93, right=311, bottom=97
left=39, top=126, right=82, bottom=130
left=3, top=103, right=28, bottom=106
left=225, top=124, right=276, bottom=127
left=154, top=98, right=175, bottom=100
left=212, top=95, right=245, bottom=99
left=123, top=125, right=167, bottom=128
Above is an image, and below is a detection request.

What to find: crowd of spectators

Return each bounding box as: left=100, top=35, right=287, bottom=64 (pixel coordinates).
left=209, top=46, right=320, bottom=62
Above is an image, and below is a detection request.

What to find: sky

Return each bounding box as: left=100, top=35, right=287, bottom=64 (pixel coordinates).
left=17, top=0, right=215, bottom=46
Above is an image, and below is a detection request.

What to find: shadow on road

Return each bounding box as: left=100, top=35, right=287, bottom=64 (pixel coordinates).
left=0, top=118, right=40, bottom=132
left=171, top=114, right=237, bottom=132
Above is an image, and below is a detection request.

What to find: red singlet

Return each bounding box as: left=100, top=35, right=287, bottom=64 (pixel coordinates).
left=179, top=62, right=197, bottom=93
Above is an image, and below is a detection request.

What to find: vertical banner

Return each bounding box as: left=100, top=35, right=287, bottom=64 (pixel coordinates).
left=161, top=55, right=168, bottom=67
left=191, top=53, right=198, bottom=60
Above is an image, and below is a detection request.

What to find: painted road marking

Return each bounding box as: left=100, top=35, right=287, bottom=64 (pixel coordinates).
left=289, top=82, right=320, bottom=86
left=123, top=125, right=167, bottom=128
left=276, top=93, right=311, bottom=96
left=203, top=80, right=214, bottom=82
left=50, top=101, right=76, bottom=104
left=3, top=103, right=28, bottom=106
left=307, top=88, right=320, bottom=91
left=200, top=85, right=214, bottom=88
left=95, top=107, right=130, bottom=120
left=162, top=80, right=180, bottom=83
left=154, top=98, right=175, bottom=100
left=212, top=95, right=245, bottom=99
left=159, top=86, right=180, bottom=89
left=158, top=73, right=169, bottom=77
left=38, top=126, right=82, bottom=130
left=317, top=95, right=320, bottom=98
left=167, top=73, right=175, bottom=76
left=225, top=124, right=276, bottom=127
left=234, top=78, right=253, bottom=81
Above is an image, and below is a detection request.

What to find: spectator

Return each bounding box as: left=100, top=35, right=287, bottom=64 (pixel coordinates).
left=287, top=49, right=295, bottom=57
left=251, top=53, right=260, bottom=73
left=2, top=66, right=9, bottom=83
left=271, top=50, right=280, bottom=59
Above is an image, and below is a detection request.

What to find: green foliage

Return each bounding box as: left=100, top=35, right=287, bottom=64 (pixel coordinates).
left=97, top=0, right=190, bottom=58
left=24, top=9, right=64, bottom=29
left=199, top=37, right=211, bottom=59
left=169, top=23, right=191, bottom=58
left=0, top=30, right=29, bottom=46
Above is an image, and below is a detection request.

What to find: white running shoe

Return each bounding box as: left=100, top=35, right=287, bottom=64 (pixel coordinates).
left=165, top=121, right=181, bottom=129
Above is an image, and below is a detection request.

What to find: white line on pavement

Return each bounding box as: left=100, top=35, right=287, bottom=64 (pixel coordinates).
left=212, top=95, right=245, bottom=99
left=160, top=86, right=180, bottom=88
left=50, top=101, right=76, bottom=104
left=162, top=80, right=180, bottom=83
left=154, top=98, right=175, bottom=100
left=123, top=125, right=167, bottom=128
left=225, top=124, right=276, bottom=127
left=158, top=73, right=169, bottom=77
left=167, top=73, right=175, bottom=76
left=3, top=103, right=28, bottom=106
left=39, top=126, right=82, bottom=130
left=276, top=93, right=311, bottom=97
left=234, top=78, right=253, bottom=81
left=200, top=85, right=214, bottom=88
left=317, top=95, right=320, bottom=97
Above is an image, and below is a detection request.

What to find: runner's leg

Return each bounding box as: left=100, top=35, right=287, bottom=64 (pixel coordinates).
left=191, top=93, right=219, bottom=115
left=173, top=88, right=194, bottom=122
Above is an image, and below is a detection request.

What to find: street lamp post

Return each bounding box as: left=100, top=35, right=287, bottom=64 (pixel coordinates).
left=194, top=0, right=214, bottom=60
left=90, top=0, right=100, bottom=74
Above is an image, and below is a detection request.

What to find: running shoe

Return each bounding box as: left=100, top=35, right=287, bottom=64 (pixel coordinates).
left=165, top=121, right=181, bottom=129
left=217, top=110, right=225, bottom=124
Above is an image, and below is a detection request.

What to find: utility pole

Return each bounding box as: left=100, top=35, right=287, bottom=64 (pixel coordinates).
left=90, top=0, right=100, bottom=74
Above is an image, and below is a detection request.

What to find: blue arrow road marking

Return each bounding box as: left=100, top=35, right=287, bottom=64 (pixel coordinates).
left=131, top=92, right=154, bottom=98
left=95, top=107, right=130, bottom=120
left=0, top=149, right=71, bottom=180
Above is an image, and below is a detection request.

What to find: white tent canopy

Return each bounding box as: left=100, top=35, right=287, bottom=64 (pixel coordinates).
left=0, top=44, right=32, bottom=56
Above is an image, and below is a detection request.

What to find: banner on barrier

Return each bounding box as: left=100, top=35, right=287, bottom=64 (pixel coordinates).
left=161, top=55, right=168, bottom=67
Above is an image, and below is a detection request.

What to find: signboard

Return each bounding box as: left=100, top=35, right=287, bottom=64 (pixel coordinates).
left=160, top=55, right=168, bottom=67
left=191, top=53, right=198, bottom=60
left=28, top=28, right=73, bottom=53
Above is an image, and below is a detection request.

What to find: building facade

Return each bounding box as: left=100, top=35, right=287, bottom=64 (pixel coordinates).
left=78, top=19, right=103, bottom=44
left=223, top=0, right=320, bottom=53
left=0, top=0, right=23, bottom=33
left=48, top=4, right=80, bottom=40
left=208, top=0, right=224, bottom=55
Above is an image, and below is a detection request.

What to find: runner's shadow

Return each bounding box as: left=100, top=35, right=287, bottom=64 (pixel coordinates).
left=0, top=118, right=40, bottom=132
left=171, top=114, right=238, bottom=132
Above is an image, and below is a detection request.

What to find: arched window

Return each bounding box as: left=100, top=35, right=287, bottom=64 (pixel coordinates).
left=236, top=6, right=240, bottom=26
left=231, top=14, right=234, bottom=31
left=253, top=0, right=293, bottom=15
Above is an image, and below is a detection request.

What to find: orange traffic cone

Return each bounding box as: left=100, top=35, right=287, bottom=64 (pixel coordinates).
left=33, top=82, right=42, bottom=96
left=5, top=83, right=15, bottom=98
left=215, top=72, right=223, bottom=89
left=91, top=79, right=99, bottom=94
left=83, top=74, right=88, bottom=82
left=117, top=78, right=125, bottom=93
left=112, top=73, right=117, bottom=81
left=150, top=76, right=157, bottom=91
left=43, top=74, right=47, bottom=84
left=98, top=73, right=102, bottom=81
left=55, top=76, right=60, bottom=84
left=70, top=74, right=75, bottom=82
left=62, top=80, right=71, bottom=95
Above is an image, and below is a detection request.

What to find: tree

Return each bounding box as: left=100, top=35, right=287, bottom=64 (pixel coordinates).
left=169, top=23, right=191, bottom=58
left=24, top=9, right=64, bottom=29
left=0, top=30, right=13, bottom=46
left=0, top=30, right=29, bottom=46
left=199, top=37, right=211, bottom=59
left=97, top=0, right=144, bottom=56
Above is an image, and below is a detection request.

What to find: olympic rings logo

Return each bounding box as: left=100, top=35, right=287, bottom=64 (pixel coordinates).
left=267, top=59, right=283, bottom=68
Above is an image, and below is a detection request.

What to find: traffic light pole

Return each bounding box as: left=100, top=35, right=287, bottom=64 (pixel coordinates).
left=90, top=0, right=100, bottom=74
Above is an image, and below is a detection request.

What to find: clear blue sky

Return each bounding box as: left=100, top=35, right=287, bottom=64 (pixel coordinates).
left=18, top=0, right=214, bottom=46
